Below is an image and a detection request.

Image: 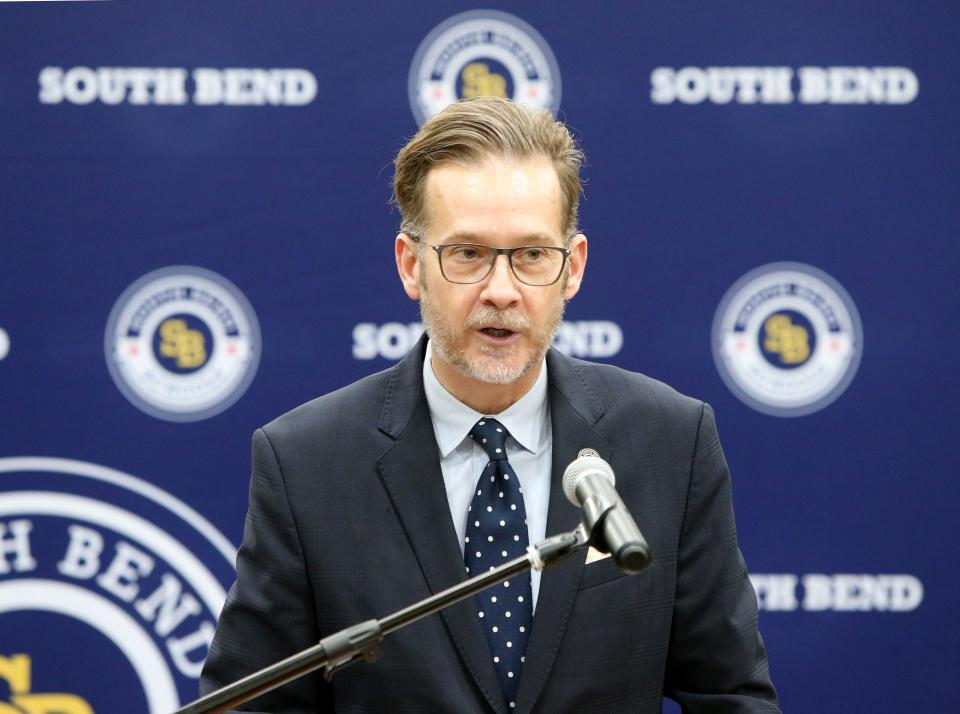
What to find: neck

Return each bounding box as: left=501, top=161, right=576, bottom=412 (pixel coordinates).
left=430, top=353, right=541, bottom=415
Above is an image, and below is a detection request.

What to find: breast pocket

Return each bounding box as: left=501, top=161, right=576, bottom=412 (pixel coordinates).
left=577, top=555, right=630, bottom=591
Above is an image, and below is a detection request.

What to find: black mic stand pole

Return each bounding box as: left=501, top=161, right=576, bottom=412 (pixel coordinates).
left=175, top=525, right=589, bottom=714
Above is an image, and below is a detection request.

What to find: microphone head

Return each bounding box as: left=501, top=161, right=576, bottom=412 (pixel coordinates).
left=562, top=455, right=615, bottom=507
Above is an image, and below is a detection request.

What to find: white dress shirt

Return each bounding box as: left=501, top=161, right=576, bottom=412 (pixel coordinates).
left=422, top=340, right=552, bottom=610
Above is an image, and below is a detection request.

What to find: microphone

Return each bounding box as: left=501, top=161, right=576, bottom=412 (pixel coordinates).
left=562, top=453, right=651, bottom=575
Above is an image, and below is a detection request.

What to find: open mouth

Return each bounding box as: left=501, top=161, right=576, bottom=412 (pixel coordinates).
left=480, top=327, right=515, bottom=338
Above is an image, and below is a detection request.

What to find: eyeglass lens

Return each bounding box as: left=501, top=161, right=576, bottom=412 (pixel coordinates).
left=440, top=245, right=565, bottom=285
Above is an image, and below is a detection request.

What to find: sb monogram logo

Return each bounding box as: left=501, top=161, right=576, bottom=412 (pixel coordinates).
left=0, top=655, right=93, bottom=714
left=159, top=318, right=207, bottom=369
left=763, top=314, right=811, bottom=364
left=460, top=63, right=508, bottom=98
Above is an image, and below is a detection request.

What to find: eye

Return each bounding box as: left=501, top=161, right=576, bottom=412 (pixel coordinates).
left=516, top=247, right=544, bottom=262
left=449, top=245, right=485, bottom=261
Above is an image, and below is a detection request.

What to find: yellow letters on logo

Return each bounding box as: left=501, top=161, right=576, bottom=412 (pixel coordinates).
left=159, top=318, right=207, bottom=368
left=0, top=655, right=93, bottom=714
left=763, top=314, right=811, bottom=364
left=461, top=63, right=508, bottom=98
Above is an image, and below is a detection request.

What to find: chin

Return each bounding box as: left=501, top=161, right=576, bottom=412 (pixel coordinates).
left=434, top=339, right=537, bottom=386
left=465, top=359, right=531, bottom=385
left=461, top=344, right=540, bottom=385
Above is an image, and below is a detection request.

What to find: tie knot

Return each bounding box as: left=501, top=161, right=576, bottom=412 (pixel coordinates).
left=469, top=418, right=510, bottom=461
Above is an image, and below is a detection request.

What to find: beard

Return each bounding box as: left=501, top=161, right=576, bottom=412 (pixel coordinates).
left=419, top=278, right=566, bottom=385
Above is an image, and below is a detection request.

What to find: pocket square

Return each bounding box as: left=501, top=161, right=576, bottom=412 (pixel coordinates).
left=585, top=546, right=611, bottom=564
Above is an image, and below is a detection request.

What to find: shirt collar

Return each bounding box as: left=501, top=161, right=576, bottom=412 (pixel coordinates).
left=423, top=339, right=548, bottom=459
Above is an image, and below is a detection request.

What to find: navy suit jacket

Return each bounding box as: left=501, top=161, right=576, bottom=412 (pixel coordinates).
left=201, top=337, right=780, bottom=712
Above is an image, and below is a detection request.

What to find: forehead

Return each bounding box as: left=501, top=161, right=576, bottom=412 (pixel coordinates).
left=422, top=156, right=564, bottom=240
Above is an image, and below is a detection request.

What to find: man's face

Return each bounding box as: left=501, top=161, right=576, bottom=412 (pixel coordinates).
left=398, top=156, right=586, bottom=385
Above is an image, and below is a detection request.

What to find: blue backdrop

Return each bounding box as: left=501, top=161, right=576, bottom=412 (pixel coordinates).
left=1, top=1, right=957, bottom=712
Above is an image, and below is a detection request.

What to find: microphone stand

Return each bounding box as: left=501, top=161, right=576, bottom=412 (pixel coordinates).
left=175, top=525, right=589, bottom=714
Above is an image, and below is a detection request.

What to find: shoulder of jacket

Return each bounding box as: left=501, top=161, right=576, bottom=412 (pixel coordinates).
left=259, top=364, right=395, bottom=443
left=562, top=354, right=706, bottom=424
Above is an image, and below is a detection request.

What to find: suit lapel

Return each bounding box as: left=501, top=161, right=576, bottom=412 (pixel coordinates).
left=376, top=338, right=507, bottom=714
left=514, top=349, right=611, bottom=713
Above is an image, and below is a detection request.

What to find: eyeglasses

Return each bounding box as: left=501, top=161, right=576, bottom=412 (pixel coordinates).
left=420, top=242, right=571, bottom=286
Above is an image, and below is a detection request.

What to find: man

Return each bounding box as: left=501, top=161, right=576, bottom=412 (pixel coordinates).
left=201, top=97, right=780, bottom=712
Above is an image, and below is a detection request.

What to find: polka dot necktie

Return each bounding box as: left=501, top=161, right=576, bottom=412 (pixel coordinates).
left=464, top=417, right=533, bottom=710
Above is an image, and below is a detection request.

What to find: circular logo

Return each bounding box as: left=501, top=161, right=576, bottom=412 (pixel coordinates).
left=408, top=10, right=561, bottom=125
left=712, top=262, right=863, bottom=417
left=105, top=266, right=260, bottom=422
left=0, top=327, right=9, bottom=361
left=0, top=457, right=236, bottom=712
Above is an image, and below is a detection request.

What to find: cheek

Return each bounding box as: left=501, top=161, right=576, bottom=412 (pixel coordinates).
left=431, top=286, right=475, bottom=324
left=529, top=292, right=560, bottom=321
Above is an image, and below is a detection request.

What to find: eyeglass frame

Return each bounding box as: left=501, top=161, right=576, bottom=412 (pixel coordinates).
left=412, top=239, right=572, bottom=286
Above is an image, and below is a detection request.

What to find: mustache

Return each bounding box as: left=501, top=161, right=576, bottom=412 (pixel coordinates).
left=464, top=307, right=530, bottom=332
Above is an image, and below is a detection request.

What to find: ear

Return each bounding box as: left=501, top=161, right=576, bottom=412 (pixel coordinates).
left=395, top=233, right=421, bottom=300
left=563, top=234, right=588, bottom=300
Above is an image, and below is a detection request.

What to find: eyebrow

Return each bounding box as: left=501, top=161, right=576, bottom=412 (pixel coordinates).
left=438, top=232, right=559, bottom=245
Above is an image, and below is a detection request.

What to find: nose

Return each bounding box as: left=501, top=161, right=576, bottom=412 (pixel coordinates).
left=478, top=254, right=522, bottom=308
